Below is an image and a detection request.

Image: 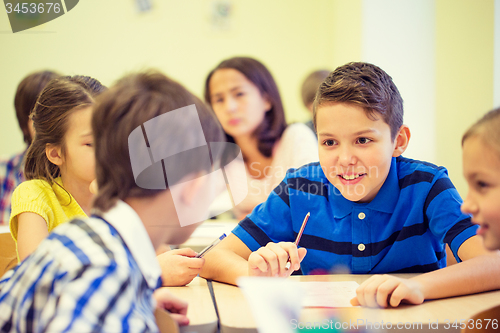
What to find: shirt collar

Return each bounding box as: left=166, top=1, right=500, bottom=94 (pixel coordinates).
left=100, top=200, right=162, bottom=289
left=328, top=157, right=400, bottom=218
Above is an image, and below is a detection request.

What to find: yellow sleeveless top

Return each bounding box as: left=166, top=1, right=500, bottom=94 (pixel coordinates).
left=9, top=177, right=87, bottom=245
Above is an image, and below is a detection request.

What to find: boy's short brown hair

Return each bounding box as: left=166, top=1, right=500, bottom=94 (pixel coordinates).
left=92, top=71, right=225, bottom=212
left=313, top=62, right=404, bottom=140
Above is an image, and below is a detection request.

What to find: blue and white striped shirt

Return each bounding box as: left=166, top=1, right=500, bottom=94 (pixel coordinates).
left=233, top=156, right=478, bottom=275
left=0, top=200, right=162, bottom=332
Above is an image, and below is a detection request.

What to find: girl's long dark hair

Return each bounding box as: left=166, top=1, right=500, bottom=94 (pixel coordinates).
left=24, top=76, right=105, bottom=184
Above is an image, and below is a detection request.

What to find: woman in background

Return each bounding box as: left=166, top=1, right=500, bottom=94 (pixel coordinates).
left=205, top=57, right=318, bottom=219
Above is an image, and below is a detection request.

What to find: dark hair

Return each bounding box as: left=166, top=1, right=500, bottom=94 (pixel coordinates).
left=92, top=71, right=225, bottom=212
left=24, top=76, right=106, bottom=185
left=14, top=70, right=60, bottom=145
left=462, top=107, right=500, bottom=154
left=204, top=57, right=286, bottom=158
left=301, top=70, right=330, bottom=108
left=313, top=62, right=404, bottom=140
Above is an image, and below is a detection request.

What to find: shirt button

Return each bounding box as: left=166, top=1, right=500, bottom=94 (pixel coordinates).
left=358, top=212, right=366, bottom=220
left=358, top=244, right=366, bottom=251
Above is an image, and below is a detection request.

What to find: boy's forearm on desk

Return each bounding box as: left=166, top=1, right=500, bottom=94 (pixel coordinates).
left=412, top=252, right=500, bottom=300
left=200, top=249, right=248, bottom=285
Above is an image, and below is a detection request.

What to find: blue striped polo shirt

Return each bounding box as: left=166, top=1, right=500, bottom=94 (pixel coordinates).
left=233, top=156, right=477, bottom=275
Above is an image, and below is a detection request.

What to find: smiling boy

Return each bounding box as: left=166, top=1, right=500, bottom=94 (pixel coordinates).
left=201, top=62, right=500, bottom=308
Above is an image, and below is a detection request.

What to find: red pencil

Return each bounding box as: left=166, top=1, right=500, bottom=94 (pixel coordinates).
left=294, top=212, right=310, bottom=247
left=285, top=212, right=310, bottom=270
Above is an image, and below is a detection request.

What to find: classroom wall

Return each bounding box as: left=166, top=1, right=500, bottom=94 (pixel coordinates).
left=329, top=0, right=363, bottom=66
left=362, top=0, right=436, bottom=164
left=436, top=0, right=495, bottom=197
left=0, top=0, right=496, bottom=199
left=0, top=0, right=335, bottom=157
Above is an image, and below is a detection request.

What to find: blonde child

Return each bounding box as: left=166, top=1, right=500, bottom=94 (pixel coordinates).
left=461, top=107, right=500, bottom=250
left=460, top=107, right=500, bottom=327
left=9, top=76, right=105, bottom=261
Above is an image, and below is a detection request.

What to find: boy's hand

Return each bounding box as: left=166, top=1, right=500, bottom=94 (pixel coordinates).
left=248, top=242, right=307, bottom=277
left=157, top=248, right=204, bottom=286
left=350, top=274, right=425, bottom=308
left=153, top=288, right=189, bottom=326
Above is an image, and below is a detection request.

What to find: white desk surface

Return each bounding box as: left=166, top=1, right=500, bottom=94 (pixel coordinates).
left=165, top=277, right=218, bottom=333
left=209, top=274, right=500, bottom=333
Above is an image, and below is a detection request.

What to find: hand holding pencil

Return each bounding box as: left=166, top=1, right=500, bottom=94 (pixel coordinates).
left=156, top=234, right=227, bottom=287
left=157, top=247, right=205, bottom=287
left=285, top=212, right=310, bottom=270
left=247, top=213, right=310, bottom=278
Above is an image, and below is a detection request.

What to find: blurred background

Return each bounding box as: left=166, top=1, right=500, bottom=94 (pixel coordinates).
left=0, top=0, right=498, bottom=197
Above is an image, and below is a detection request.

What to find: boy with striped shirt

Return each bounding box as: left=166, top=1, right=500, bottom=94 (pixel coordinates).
left=0, top=71, right=225, bottom=332
left=200, top=62, right=500, bottom=308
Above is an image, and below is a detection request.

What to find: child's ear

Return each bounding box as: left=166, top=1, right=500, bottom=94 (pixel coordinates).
left=45, top=144, right=64, bottom=166
left=392, top=125, right=411, bottom=157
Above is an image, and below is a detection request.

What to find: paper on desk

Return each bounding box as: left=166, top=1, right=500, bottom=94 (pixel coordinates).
left=301, top=281, right=359, bottom=308
left=237, top=277, right=304, bottom=333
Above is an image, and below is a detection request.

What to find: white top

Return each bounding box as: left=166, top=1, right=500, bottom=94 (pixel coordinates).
left=234, top=123, right=319, bottom=218
left=102, top=200, right=162, bottom=288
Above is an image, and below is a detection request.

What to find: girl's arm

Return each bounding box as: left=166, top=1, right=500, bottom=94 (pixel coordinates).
left=352, top=235, right=500, bottom=307
left=17, top=212, right=49, bottom=261
left=412, top=235, right=500, bottom=299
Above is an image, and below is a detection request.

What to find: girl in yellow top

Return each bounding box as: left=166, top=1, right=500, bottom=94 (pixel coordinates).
left=10, top=76, right=106, bottom=261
